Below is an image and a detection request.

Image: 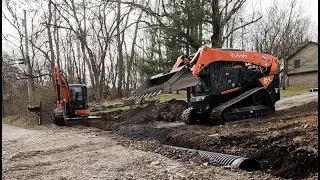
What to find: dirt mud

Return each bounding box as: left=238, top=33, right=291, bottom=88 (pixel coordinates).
left=77, top=98, right=318, bottom=179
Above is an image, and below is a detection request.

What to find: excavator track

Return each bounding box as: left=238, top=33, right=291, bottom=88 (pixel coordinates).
left=210, top=87, right=273, bottom=125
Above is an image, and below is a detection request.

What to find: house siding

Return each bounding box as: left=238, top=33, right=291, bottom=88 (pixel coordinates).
left=287, top=43, right=318, bottom=75
left=288, top=71, right=318, bottom=87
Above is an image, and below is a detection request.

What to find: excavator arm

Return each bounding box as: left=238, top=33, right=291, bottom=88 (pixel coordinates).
left=54, top=65, right=71, bottom=108
left=53, top=65, right=72, bottom=126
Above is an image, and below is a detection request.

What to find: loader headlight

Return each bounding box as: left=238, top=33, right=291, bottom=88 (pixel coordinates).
left=196, top=96, right=206, bottom=101
left=190, top=95, right=207, bottom=103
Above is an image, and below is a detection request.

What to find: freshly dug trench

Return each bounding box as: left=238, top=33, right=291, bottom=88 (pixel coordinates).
left=164, top=145, right=262, bottom=172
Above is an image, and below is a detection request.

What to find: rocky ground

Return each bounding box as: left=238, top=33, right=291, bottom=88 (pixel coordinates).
left=2, top=92, right=318, bottom=179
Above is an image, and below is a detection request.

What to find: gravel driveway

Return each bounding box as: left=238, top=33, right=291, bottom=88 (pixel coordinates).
left=2, top=124, right=278, bottom=180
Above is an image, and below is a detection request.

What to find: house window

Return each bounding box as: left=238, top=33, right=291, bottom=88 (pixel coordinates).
left=294, top=59, right=300, bottom=68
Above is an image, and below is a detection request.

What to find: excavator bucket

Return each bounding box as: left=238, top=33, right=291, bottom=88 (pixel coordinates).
left=128, top=66, right=198, bottom=100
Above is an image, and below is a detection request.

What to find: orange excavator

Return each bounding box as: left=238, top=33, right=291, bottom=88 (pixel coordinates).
left=53, top=65, right=100, bottom=126
left=129, top=46, right=280, bottom=125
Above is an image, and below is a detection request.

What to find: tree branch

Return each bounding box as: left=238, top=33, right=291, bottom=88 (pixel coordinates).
left=223, top=16, right=262, bottom=42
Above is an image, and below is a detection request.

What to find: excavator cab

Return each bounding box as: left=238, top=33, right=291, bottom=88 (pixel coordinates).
left=53, top=65, right=101, bottom=126
left=69, top=84, right=88, bottom=109
left=69, top=84, right=89, bottom=116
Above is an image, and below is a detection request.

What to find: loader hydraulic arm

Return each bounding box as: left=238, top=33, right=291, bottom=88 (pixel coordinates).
left=54, top=65, right=71, bottom=108
left=172, top=55, right=191, bottom=69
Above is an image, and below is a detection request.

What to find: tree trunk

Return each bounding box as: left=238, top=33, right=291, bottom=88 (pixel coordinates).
left=229, top=18, right=235, bottom=48
left=211, top=0, right=222, bottom=48
left=47, top=0, right=55, bottom=85
left=282, top=59, right=288, bottom=90
left=126, top=11, right=142, bottom=95
left=53, top=6, right=60, bottom=67
left=117, top=0, right=124, bottom=97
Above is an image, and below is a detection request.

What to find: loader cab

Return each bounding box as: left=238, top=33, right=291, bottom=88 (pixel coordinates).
left=69, top=84, right=88, bottom=110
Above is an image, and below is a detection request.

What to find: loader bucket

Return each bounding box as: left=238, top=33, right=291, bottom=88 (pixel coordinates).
left=130, top=66, right=198, bottom=99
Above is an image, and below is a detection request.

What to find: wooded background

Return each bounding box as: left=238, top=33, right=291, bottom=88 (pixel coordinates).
left=2, top=0, right=318, bottom=105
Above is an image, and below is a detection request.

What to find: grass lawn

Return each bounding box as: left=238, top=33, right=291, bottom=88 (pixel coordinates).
left=159, top=91, right=187, bottom=102
left=100, top=87, right=314, bottom=113
left=159, top=87, right=313, bottom=100
left=280, top=87, right=313, bottom=97
left=92, top=104, right=149, bottom=114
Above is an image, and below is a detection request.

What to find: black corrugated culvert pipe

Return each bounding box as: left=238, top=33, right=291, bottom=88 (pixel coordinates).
left=164, top=145, right=261, bottom=171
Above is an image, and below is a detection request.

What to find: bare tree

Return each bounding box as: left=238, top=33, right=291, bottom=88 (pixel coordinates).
left=117, top=0, right=124, bottom=97
left=251, top=0, right=311, bottom=89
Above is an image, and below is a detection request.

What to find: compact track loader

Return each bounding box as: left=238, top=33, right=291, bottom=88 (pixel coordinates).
left=129, top=46, right=280, bottom=125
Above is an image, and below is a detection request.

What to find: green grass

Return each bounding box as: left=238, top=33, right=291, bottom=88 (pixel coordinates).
left=159, top=91, right=187, bottom=102
left=91, top=106, right=131, bottom=114
left=97, top=87, right=311, bottom=114
left=158, top=87, right=313, bottom=100
left=94, top=92, right=189, bottom=114
left=280, top=87, right=313, bottom=97
left=103, top=105, right=133, bottom=112
left=92, top=104, right=148, bottom=114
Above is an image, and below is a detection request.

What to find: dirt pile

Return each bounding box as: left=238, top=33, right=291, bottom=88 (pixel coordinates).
left=252, top=143, right=318, bottom=179
left=83, top=99, right=189, bottom=131
left=272, top=101, right=318, bottom=118
left=153, top=99, right=190, bottom=122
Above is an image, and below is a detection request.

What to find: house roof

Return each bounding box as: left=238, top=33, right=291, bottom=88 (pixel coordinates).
left=286, top=41, right=318, bottom=61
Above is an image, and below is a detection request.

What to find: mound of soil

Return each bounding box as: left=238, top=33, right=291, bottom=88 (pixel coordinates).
left=270, top=101, right=318, bottom=119
left=83, top=99, right=189, bottom=131
left=154, top=99, right=190, bottom=122
left=252, top=144, right=318, bottom=179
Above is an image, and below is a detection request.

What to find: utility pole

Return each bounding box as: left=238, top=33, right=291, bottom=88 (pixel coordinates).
left=23, top=9, right=34, bottom=101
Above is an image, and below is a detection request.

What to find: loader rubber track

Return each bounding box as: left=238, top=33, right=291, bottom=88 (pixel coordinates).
left=210, top=87, right=269, bottom=125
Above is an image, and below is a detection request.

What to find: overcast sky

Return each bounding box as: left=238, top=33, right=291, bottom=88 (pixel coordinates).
left=2, top=0, right=319, bottom=52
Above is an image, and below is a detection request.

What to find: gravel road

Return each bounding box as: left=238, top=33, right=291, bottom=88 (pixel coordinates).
left=275, top=92, right=318, bottom=110
left=2, top=124, right=277, bottom=180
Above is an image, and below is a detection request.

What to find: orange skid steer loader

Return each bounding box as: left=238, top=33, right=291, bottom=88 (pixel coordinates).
left=129, top=46, right=280, bottom=125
